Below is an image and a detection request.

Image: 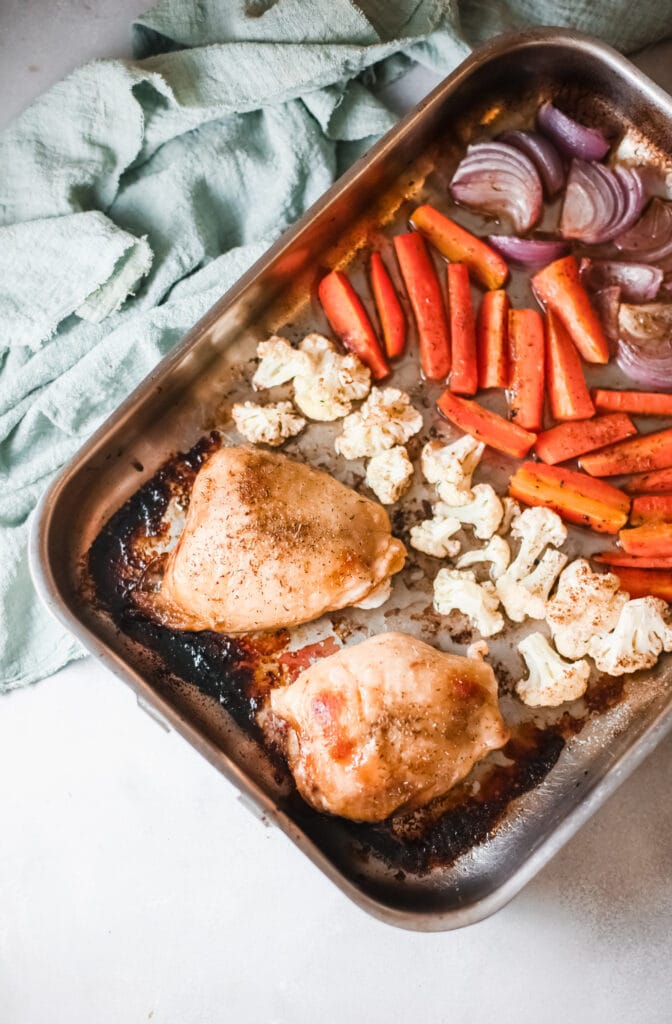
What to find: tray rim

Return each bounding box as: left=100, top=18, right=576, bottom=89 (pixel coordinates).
left=29, top=26, right=672, bottom=931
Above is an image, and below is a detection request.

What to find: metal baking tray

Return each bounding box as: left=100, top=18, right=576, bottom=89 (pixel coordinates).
left=31, top=28, right=672, bottom=930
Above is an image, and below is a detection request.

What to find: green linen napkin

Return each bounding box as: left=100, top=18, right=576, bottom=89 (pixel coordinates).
left=2, top=0, right=671, bottom=692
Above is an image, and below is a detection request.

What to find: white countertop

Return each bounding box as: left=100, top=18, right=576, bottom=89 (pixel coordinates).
left=2, top=5, right=672, bottom=1022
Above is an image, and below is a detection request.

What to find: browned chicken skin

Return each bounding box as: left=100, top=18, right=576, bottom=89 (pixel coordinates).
left=270, top=632, right=509, bottom=822
left=151, top=446, right=406, bottom=633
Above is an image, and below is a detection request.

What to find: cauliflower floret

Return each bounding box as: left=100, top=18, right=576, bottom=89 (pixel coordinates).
left=587, top=596, right=672, bottom=676
left=252, top=335, right=311, bottom=389
left=252, top=333, right=370, bottom=421
left=436, top=483, right=503, bottom=541
left=496, top=506, right=567, bottom=622
left=433, top=568, right=505, bottom=637
left=293, top=334, right=370, bottom=421
left=421, top=436, right=485, bottom=506
left=546, top=559, right=629, bottom=659
left=456, top=535, right=511, bottom=580
left=503, top=548, right=568, bottom=622
left=231, top=401, right=306, bottom=447
left=409, top=511, right=462, bottom=558
left=499, top=496, right=521, bottom=535
left=365, top=446, right=414, bottom=505
left=467, top=639, right=489, bottom=660
left=516, top=632, right=591, bottom=707
left=335, top=387, right=423, bottom=459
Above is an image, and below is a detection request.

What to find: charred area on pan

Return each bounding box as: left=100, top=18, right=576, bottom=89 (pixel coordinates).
left=86, top=434, right=635, bottom=877
left=88, top=433, right=263, bottom=735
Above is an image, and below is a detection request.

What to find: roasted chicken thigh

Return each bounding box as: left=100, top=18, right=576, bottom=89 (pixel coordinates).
left=270, top=632, right=509, bottom=822
left=151, top=446, right=406, bottom=633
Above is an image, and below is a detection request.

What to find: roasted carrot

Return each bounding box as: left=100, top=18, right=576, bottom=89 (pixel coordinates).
left=476, top=289, right=509, bottom=389
left=534, top=413, right=636, bottom=465
left=630, top=494, right=672, bottom=526
left=394, top=232, right=451, bottom=381
left=604, top=566, right=672, bottom=602
left=447, top=263, right=477, bottom=396
left=619, top=522, right=672, bottom=557
left=545, top=309, right=595, bottom=421
left=318, top=270, right=389, bottom=380
left=532, top=255, right=609, bottom=364
left=591, top=389, right=672, bottom=417
left=624, top=466, right=672, bottom=495
left=410, top=205, right=508, bottom=290
left=509, top=462, right=630, bottom=534
left=369, top=252, right=406, bottom=359
left=581, top=427, right=672, bottom=477
left=593, top=551, right=672, bottom=569
left=508, top=308, right=545, bottom=433
left=437, top=391, right=536, bottom=459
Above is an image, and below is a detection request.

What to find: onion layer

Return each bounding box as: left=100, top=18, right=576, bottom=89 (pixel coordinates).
left=499, top=130, right=564, bottom=196
left=450, top=141, right=543, bottom=234
left=580, top=259, right=662, bottom=302
left=617, top=302, right=672, bottom=390
left=538, top=101, right=610, bottom=160
left=592, top=285, right=621, bottom=348
left=487, top=235, right=569, bottom=266
left=560, top=160, right=645, bottom=244
left=615, top=198, right=672, bottom=263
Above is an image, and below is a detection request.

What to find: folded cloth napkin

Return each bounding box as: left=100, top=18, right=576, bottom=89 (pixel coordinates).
left=1, top=0, right=671, bottom=692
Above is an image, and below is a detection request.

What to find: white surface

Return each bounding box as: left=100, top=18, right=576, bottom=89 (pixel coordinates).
left=2, top=5, right=672, bottom=1022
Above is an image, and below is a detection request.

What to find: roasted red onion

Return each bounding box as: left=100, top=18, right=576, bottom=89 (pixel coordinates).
left=450, top=141, right=543, bottom=234
left=560, top=160, right=646, bottom=243
left=614, top=198, right=672, bottom=263
left=592, top=285, right=621, bottom=347
left=617, top=302, right=672, bottom=390
left=580, top=258, right=662, bottom=301
left=499, top=130, right=565, bottom=197
left=487, top=235, right=569, bottom=266
left=538, top=101, right=610, bottom=161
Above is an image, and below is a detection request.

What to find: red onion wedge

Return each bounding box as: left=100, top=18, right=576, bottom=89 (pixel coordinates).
left=615, top=198, right=672, bottom=263
left=560, top=160, right=646, bottom=244
left=593, top=285, right=621, bottom=347
left=580, top=258, right=662, bottom=302
left=499, top=130, right=564, bottom=197
left=617, top=302, right=672, bottom=390
left=538, top=101, right=610, bottom=161
left=450, top=141, right=543, bottom=234
left=487, top=235, right=569, bottom=266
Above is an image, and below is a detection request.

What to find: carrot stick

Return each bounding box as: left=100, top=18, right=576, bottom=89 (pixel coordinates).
left=318, top=270, right=389, bottom=380
left=532, top=255, right=609, bottom=364
left=394, top=232, right=451, bottom=381
left=624, top=466, right=672, bottom=495
left=545, top=310, right=595, bottom=421
left=604, top=566, right=672, bottom=602
left=591, top=389, right=672, bottom=417
left=593, top=551, right=672, bottom=569
left=369, top=252, right=406, bottom=359
left=630, top=494, right=672, bottom=526
left=476, top=289, right=509, bottom=389
left=447, top=263, right=477, bottom=396
left=534, top=413, right=636, bottom=465
left=410, top=205, right=508, bottom=290
left=580, top=427, right=672, bottom=477
left=509, top=462, right=630, bottom=534
left=508, top=308, right=545, bottom=433
left=619, top=522, right=672, bottom=557
left=437, top=391, right=536, bottom=459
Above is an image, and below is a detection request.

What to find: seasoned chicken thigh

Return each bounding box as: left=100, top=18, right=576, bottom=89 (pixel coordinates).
left=151, top=447, right=406, bottom=633
left=270, top=632, right=509, bottom=822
